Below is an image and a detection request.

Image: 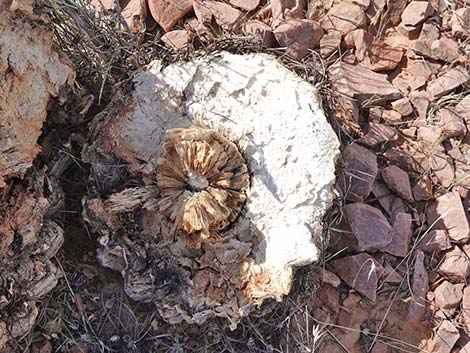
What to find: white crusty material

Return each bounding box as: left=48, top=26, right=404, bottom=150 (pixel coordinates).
left=93, top=52, right=340, bottom=325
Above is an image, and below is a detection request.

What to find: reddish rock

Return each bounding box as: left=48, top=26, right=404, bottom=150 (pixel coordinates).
left=391, top=98, right=413, bottom=116
left=450, top=8, right=470, bottom=39
left=343, top=203, right=393, bottom=252
left=315, top=268, right=341, bottom=287
left=434, top=280, right=463, bottom=312
left=455, top=95, right=470, bottom=127
left=161, top=30, right=191, bottom=50
left=329, top=62, right=401, bottom=103
left=437, top=246, right=470, bottom=282
left=329, top=62, right=401, bottom=127
left=430, top=320, right=459, bottom=353
left=273, top=19, right=323, bottom=59
left=193, top=0, right=212, bottom=25
left=386, top=0, right=407, bottom=25
left=381, top=165, right=414, bottom=202
left=427, top=192, right=470, bottom=244
left=271, top=0, right=306, bottom=26
left=371, top=181, right=406, bottom=220
left=385, top=213, right=413, bottom=257
left=418, top=229, right=451, bottom=254
left=417, top=125, right=444, bottom=154
left=344, top=29, right=372, bottom=60
left=330, top=253, right=384, bottom=302
left=384, top=144, right=429, bottom=174
left=319, top=0, right=366, bottom=35
left=121, top=0, right=147, bottom=33
left=244, top=20, right=275, bottom=47
left=205, top=1, right=243, bottom=30
left=401, top=1, right=433, bottom=31
left=228, top=0, right=259, bottom=11
left=358, top=123, right=398, bottom=147
left=320, top=30, right=341, bottom=57
left=339, top=143, right=378, bottom=201
left=411, top=34, right=463, bottom=63
left=427, top=66, right=470, bottom=101
left=368, top=107, right=402, bottom=123
left=407, top=250, right=429, bottom=321
left=381, top=261, right=403, bottom=283
left=412, top=177, right=433, bottom=201
left=430, top=153, right=455, bottom=188
left=461, top=286, right=470, bottom=330
left=364, top=42, right=403, bottom=72
left=435, top=107, right=467, bottom=138
left=148, top=0, right=192, bottom=32
left=185, top=18, right=214, bottom=43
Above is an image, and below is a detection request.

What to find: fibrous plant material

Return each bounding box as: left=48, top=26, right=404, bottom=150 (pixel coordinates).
left=0, top=7, right=72, bottom=348
left=0, top=175, right=64, bottom=348
left=0, top=9, right=74, bottom=188
left=157, top=127, right=249, bottom=247
left=83, top=52, right=339, bottom=327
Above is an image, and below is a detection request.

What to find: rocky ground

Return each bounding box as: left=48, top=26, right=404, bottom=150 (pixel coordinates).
left=1, top=0, right=470, bottom=352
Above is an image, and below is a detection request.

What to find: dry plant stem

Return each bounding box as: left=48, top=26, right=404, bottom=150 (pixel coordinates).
left=157, top=127, right=249, bottom=248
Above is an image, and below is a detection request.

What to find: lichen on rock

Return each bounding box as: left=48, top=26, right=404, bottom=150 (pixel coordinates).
left=83, top=52, right=340, bottom=328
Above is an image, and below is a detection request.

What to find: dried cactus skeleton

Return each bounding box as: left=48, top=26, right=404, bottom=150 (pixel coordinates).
left=157, top=127, right=249, bottom=247
left=83, top=52, right=340, bottom=327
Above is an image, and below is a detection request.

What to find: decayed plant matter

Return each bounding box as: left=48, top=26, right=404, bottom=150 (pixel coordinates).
left=0, top=6, right=72, bottom=348
left=83, top=52, right=339, bottom=328
left=157, top=127, right=249, bottom=247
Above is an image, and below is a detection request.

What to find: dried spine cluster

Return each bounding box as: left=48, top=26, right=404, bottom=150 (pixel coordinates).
left=157, top=127, right=249, bottom=246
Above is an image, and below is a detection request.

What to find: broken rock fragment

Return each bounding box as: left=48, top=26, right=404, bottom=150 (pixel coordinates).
left=148, top=0, right=193, bottom=32
left=434, top=281, right=463, bottom=314
left=401, top=1, right=433, bottom=31
left=381, top=165, right=414, bottom=202
left=273, top=19, right=323, bottom=59
left=430, top=320, right=459, bottom=353
left=343, top=202, right=393, bottom=252
left=386, top=212, right=413, bottom=257
left=407, top=250, right=429, bottom=321
left=320, top=0, right=366, bottom=35
left=451, top=8, right=470, bottom=39
left=330, top=253, right=384, bottom=302
left=205, top=1, right=243, bottom=30
left=161, top=30, right=192, bottom=50
left=329, top=62, right=401, bottom=127
left=427, top=66, right=470, bottom=101
left=338, top=143, right=378, bottom=202
left=437, top=246, right=470, bottom=282
left=83, top=52, right=340, bottom=327
left=426, top=191, right=470, bottom=244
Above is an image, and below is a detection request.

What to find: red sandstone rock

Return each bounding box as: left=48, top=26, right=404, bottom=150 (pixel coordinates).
left=330, top=253, right=384, bottom=302
left=273, top=19, right=323, bottom=59
left=427, top=191, right=470, bottom=244
left=407, top=250, right=429, bottom=321
left=320, top=0, right=366, bottom=35
left=343, top=202, right=393, bottom=252
left=437, top=246, right=470, bottom=282
left=382, top=165, right=414, bottom=202
left=148, top=0, right=192, bottom=32
left=385, top=212, right=413, bottom=257
left=339, top=143, right=378, bottom=202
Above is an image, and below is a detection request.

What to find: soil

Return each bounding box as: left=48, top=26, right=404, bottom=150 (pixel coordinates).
left=0, top=0, right=469, bottom=352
